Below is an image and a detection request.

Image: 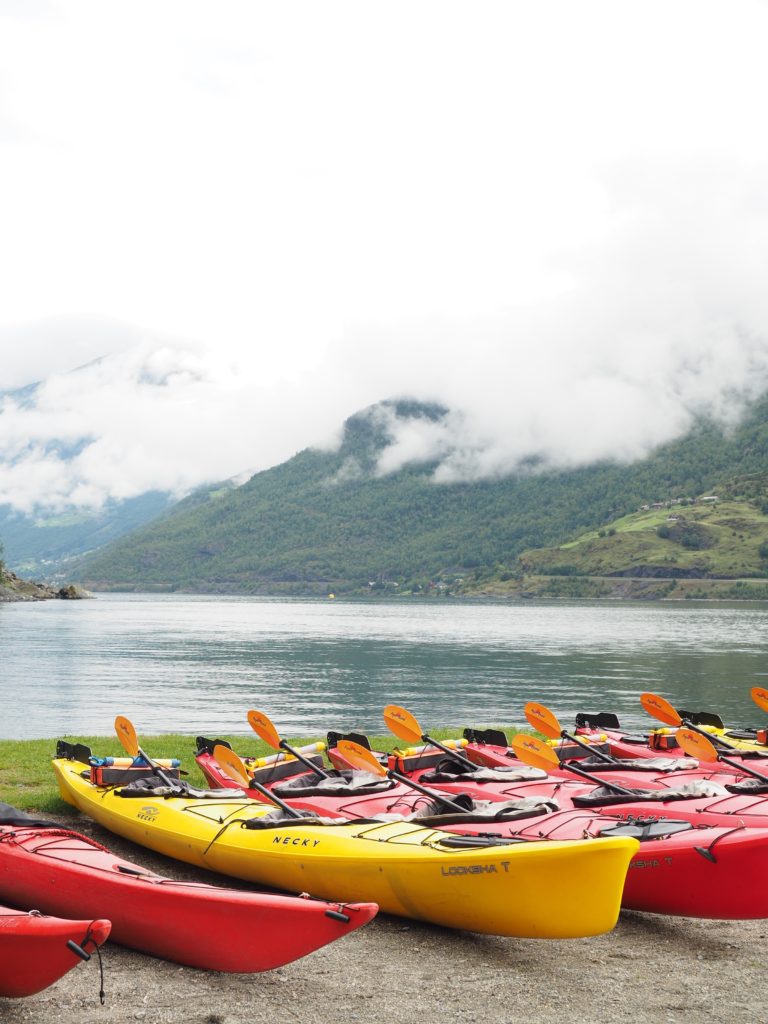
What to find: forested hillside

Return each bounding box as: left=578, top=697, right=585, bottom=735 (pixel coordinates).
left=0, top=492, right=175, bottom=577
left=75, top=396, right=768, bottom=594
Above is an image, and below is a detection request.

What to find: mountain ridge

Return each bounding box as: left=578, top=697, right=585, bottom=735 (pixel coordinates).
left=72, top=395, right=768, bottom=595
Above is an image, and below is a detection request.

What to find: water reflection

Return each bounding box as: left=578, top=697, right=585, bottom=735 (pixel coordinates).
left=1, top=594, right=767, bottom=739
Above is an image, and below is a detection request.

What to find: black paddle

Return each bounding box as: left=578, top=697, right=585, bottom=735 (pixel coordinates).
left=525, top=701, right=616, bottom=763
left=214, top=745, right=305, bottom=818
left=640, top=692, right=742, bottom=750
left=511, top=735, right=637, bottom=796
left=383, top=705, right=478, bottom=770
left=114, top=716, right=178, bottom=789
left=676, top=729, right=768, bottom=783
left=337, top=740, right=475, bottom=815
left=247, top=709, right=330, bottom=780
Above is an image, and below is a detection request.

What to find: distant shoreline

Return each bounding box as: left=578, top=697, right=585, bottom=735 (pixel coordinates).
left=73, top=576, right=768, bottom=601
left=0, top=568, right=90, bottom=602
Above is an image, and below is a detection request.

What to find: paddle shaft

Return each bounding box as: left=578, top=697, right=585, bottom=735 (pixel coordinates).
left=419, top=733, right=477, bottom=770
left=560, top=729, right=616, bottom=764
left=716, top=753, right=768, bottom=783
left=136, top=743, right=177, bottom=789
left=559, top=760, right=636, bottom=796
left=681, top=718, right=740, bottom=751
left=386, top=767, right=473, bottom=814
left=248, top=778, right=304, bottom=817
left=279, top=740, right=330, bottom=779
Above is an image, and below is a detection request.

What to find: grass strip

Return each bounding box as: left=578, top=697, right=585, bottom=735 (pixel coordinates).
left=0, top=727, right=487, bottom=813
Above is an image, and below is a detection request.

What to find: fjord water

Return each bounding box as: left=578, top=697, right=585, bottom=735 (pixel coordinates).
left=2, top=593, right=768, bottom=740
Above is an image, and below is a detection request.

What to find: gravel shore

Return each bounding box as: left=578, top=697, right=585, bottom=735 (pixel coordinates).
left=3, top=814, right=762, bottom=1024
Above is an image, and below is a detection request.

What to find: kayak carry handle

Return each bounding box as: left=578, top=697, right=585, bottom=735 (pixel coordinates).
left=324, top=909, right=351, bottom=923
left=66, top=939, right=91, bottom=962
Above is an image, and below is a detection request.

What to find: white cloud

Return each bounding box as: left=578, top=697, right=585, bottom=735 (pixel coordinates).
left=1, top=2, right=768, bottom=509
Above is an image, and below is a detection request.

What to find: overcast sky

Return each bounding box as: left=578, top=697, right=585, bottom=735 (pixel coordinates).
left=2, top=1, right=768, bottom=511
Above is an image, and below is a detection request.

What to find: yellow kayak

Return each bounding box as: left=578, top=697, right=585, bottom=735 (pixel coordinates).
left=53, top=759, right=637, bottom=939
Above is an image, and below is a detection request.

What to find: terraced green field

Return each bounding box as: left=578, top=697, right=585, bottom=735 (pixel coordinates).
left=518, top=499, right=768, bottom=580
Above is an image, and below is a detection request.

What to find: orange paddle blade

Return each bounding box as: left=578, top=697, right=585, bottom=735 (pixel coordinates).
left=383, top=705, right=423, bottom=744
left=114, top=715, right=139, bottom=758
left=247, top=709, right=281, bottom=750
left=751, top=687, right=768, bottom=714
left=676, top=728, right=719, bottom=763
left=511, top=734, right=560, bottom=771
left=640, top=692, right=682, bottom=727
left=524, top=702, right=562, bottom=740
left=214, top=744, right=251, bottom=787
left=337, top=740, right=387, bottom=776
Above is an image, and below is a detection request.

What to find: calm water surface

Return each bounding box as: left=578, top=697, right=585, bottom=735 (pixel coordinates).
left=2, top=593, right=768, bottom=739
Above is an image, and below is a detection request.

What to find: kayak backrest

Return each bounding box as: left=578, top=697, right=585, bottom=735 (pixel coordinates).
left=462, top=727, right=509, bottom=747
left=327, top=731, right=372, bottom=751
left=574, top=712, right=621, bottom=730
left=677, top=710, right=725, bottom=729
left=56, top=739, right=93, bottom=765
left=195, top=736, right=233, bottom=756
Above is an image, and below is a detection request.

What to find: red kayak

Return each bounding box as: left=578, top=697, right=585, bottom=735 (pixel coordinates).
left=195, top=742, right=768, bottom=919
left=432, top=808, right=768, bottom=919
left=0, top=905, right=110, bottom=998
left=570, top=709, right=768, bottom=762
left=0, top=803, right=377, bottom=973
left=393, top=751, right=768, bottom=832
left=198, top=735, right=768, bottom=829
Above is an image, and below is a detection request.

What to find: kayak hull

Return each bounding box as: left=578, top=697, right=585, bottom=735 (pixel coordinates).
left=53, top=759, right=637, bottom=939
left=0, top=817, right=376, bottom=973
left=445, top=809, right=768, bottom=919
left=0, top=905, right=110, bottom=998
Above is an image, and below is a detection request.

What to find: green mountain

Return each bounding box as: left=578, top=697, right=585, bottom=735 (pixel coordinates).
left=0, top=491, right=176, bottom=578
left=74, top=396, right=768, bottom=595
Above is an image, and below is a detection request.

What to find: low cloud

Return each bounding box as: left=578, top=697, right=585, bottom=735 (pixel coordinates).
left=2, top=165, right=768, bottom=512
left=355, top=161, right=768, bottom=481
